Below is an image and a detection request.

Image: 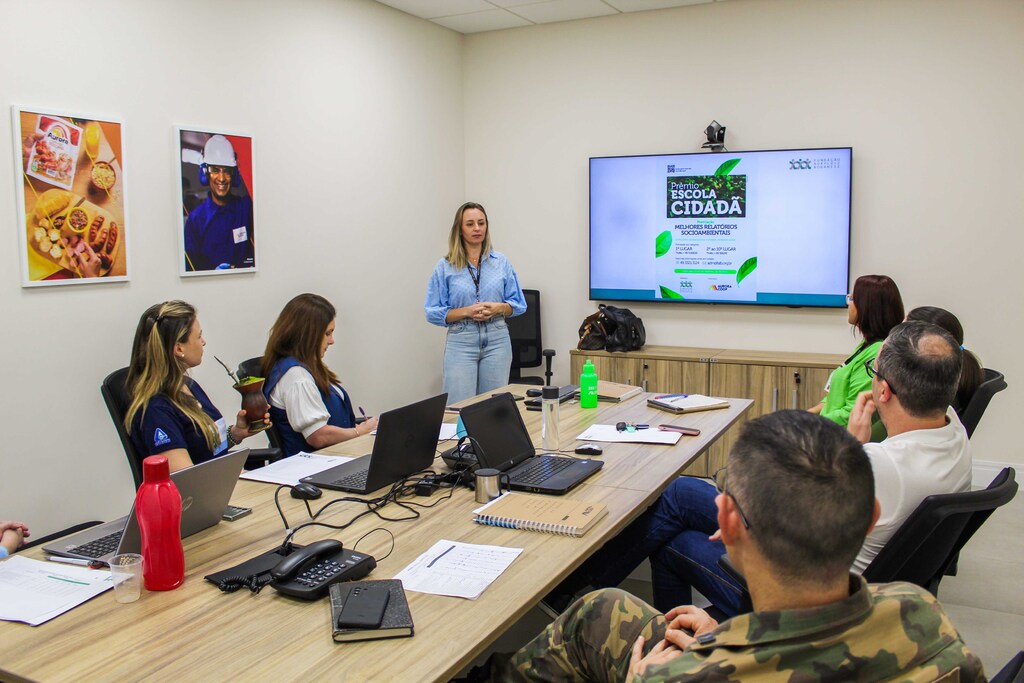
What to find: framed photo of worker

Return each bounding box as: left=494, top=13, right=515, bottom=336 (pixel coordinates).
left=176, top=128, right=257, bottom=276
left=11, top=105, right=131, bottom=287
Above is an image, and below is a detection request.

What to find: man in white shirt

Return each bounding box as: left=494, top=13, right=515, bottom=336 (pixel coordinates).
left=846, top=320, right=972, bottom=571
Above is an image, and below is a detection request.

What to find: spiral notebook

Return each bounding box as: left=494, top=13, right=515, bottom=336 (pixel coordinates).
left=472, top=492, right=607, bottom=537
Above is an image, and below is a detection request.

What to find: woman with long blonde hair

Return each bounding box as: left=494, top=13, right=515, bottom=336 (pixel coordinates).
left=125, top=300, right=266, bottom=472
left=423, top=202, right=526, bottom=403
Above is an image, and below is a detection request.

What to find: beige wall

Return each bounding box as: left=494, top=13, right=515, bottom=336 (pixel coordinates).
left=463, top=0, right=1022, bottom=462
left=0, top=0, right=462, bottom=535
left=3, top=0, right=1020, bottom=537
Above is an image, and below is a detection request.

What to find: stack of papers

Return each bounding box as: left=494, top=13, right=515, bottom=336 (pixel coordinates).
left=575, top=425, right=682, bottom=445
left=393, top=540, right=522, bottom=600
left=240, top=452, right=354, bottom=486
left=0, top=555, right=112, bottom=626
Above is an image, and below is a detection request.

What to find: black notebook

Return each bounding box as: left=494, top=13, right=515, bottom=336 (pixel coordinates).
left=330, top=579, right=414, bottom=643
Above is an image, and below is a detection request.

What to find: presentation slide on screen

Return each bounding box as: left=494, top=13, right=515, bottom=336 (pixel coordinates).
left=590, top=148, right=851, bottom=307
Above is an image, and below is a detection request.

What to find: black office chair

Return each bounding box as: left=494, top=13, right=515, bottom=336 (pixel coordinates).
left=862, top=467, right=1017, bottom=594
left=508, top=289, right=555, bottom=385
left=991, top=651, right=1024, bottom=683
left=717, top=467, right=1018, bottom=614
left=101, top=367, right=282, bottom=487
left=959, top=368, right=1007, bottom=438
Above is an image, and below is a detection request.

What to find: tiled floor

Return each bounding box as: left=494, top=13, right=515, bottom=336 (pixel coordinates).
left=472, top=482, right=1023, bottom=678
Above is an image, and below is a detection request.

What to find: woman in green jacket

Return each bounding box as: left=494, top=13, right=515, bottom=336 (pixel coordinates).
left=810, top=274, right=904, bottom=430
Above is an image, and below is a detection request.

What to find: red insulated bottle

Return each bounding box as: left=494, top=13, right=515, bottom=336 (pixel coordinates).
left=135, top=455, right=185, bottom=590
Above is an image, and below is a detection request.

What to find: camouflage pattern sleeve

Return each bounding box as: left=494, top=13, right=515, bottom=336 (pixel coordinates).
left=491, top=578, right=984, bottom=682
left=638, top=579, right=986, bottom=682
left=492, top=588, right=667, bottom=682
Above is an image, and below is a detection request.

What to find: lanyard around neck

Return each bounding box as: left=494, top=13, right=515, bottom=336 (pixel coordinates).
left=468, top=256, right=482, bottom=302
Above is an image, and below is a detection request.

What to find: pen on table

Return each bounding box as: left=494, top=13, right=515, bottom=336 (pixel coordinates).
left=427, top=544, right=456, bottom=568
left=47, top=556, right=105, bottom=569
left=445, top=407, right=461, bottom=414
left=655, top=393, right=687, bottom=400
left=635, top=424, right=650, bottom=430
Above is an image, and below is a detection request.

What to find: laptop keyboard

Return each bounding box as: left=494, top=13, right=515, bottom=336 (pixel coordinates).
left=515, top=456, right=576, bottom=485
left=70, top=531, right=122, bottom=559
left=329, top=469, right=369, bottom=490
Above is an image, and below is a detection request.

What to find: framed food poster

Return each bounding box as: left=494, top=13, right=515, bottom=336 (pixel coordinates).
left=11, top=106, right=130, bottom=287
left=177, top=128, right=257, bottom=276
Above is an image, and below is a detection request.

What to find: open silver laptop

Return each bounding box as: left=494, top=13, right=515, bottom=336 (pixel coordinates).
left=44, top=448, right=249, bottom=566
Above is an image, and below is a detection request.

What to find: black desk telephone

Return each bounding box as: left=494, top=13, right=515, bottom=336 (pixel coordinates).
left=270, top=539, right=377, bottom=600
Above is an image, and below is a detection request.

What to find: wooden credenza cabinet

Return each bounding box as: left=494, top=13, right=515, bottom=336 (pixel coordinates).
left=570, top=346, right=846, bottom=476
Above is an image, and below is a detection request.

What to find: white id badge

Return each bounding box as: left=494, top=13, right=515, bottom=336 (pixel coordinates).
left=232, top=226, right=248, bottom=244
left=824, top=367, right=838, bottom=392
left=215, top=417, right=229, bottom=454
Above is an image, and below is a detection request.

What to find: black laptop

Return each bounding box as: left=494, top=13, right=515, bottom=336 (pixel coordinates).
left=301, top=393, right=447, bottom=494
left=459, top=393, right=603, bottom=495
left=43, top=447, right=249, bottom=566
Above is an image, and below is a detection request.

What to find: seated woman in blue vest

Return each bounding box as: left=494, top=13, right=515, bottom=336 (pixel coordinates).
left=125, top=300, right=268, bottom=473
left=262, top=294, right=378, bottom=456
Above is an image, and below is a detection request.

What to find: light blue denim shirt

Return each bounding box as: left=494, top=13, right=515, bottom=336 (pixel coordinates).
left=424, top=250, right=527, bottom=327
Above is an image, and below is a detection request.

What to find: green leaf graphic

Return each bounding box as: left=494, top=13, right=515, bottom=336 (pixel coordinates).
left=660, top=286, right=684, bottom=299
left=655, top=230, right=672, bottom=258
left=736, top=256, right=757, bottom=284
left=714, top=159, right=741, bottom=176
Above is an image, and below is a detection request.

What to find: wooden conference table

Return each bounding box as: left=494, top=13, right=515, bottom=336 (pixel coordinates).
left=0, top=387, right=751, bottom=683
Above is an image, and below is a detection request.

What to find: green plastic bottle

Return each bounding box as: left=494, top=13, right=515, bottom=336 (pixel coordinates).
left=580, top=359, right=599, bottom=409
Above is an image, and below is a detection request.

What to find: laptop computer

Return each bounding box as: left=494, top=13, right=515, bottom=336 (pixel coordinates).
left=301, top=393, right=447, bottom=494
left=459, top=392, right=603, bottom=495
left=44, top=447, right=249, bottom=566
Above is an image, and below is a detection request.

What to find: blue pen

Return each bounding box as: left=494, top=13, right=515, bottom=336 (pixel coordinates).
left=655, top=393, right=687, bottom=400
left=358, top=406, right=368, bottom=420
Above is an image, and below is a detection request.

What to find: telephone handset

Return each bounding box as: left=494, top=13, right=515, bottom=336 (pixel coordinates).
left=269, top=539, right=377, bottom=600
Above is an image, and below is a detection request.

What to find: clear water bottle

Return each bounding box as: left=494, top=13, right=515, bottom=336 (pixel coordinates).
left=541, top=385, right=560, bottom=451
left=135, top=455, right=185, bottom=591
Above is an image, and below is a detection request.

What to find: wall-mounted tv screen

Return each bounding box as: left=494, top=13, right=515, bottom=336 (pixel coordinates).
left=590, top=147, right=851, bottom=307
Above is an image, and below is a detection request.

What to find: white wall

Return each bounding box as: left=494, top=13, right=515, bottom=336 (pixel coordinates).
left=4, top=0, right=1021, bottom=538
left=463, top=0, right=1023, bottom=463
left=0, top=0, right=463, bottom=535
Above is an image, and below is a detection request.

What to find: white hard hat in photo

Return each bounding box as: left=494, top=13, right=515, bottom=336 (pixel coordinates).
left=202, top=135, right=237, bottom=167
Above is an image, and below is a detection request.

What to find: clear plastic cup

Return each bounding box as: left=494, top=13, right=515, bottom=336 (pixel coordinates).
left=109, top=553, right=143, bottom=603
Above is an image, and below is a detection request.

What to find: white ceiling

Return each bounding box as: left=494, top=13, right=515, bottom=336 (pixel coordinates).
left=373, top=0, right=728, bottom=33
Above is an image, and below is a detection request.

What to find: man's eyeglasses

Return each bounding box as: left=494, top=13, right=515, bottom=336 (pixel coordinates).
left=712, top=467, right=751, bottom=530
left=864, top=359, right=898, bottom=396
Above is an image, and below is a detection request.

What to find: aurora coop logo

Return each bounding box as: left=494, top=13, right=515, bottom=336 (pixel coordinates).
left=666, top=175, right=746, bottom=218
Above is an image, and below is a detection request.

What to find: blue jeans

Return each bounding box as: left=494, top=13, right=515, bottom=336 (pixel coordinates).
left=563, top=476, right=745, bottom=617
left=443, top=317, right=512, bottom=404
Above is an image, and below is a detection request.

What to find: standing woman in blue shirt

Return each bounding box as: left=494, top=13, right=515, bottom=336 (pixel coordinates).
left=125, top=301, right=266, bottom=472
left=425, top=202, right=527, bottom=403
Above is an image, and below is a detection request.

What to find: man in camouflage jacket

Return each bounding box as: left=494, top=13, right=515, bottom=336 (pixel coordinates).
left=487, top=410, right=984, bottom=682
